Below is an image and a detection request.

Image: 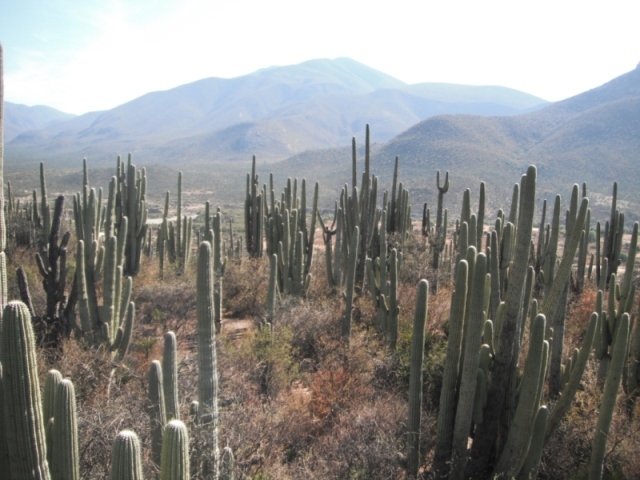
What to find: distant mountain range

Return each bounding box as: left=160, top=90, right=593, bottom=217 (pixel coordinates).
left=5, top=57, right=547, bottom=168
left=6, top=57, right=640, bottom=223
left=265, top=61, right=640, bottom=222
left=4, top=103, right=75, bottom=143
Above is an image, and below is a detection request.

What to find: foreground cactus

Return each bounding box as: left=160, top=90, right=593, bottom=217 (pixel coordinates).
left=0, top=301, right=51, bottom=479
left=196, top=241, right=219, bottom=476
left=50, top=379, right=79, bottom=480
left=406, top=279, right=429, bottom=477
left=163, top=331, right=180, bottom=421
left=160, top=420, right=190, bottom=480
left=589, top=313, right=630, bottom=480
left=110, top=430, right=143, bottom=480
left=148, top=360, right=167, bottom=466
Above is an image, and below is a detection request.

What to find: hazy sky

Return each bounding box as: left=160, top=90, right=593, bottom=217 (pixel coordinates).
left=1, top=0, right=638, bottom=115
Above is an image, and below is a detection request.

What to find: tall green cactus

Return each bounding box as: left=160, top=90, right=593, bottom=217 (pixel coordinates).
left=73, top=163, right=135, bottom=357
left=406, top=279, right=429, bottom=477
left=450, top=251, right=487, bottom=480
left=432, top=170, right=449, bottom=270
left=50, top=379, right=79, bottom=480
left=160, top=420, right=190, bottom=480
left=43, top=369, right=63, bottom=438
left=110, top=430, right=143, bottom=480
left=342, top=226, right=359, bottom=339
left=0, top=301, right=51, bottom=479
left=163, top=331, right=180, bottom=421
left=196, top=241, right=219, bottom=476
left=433, top=260, right=468, bottom=478
left=115, top=154, right=148, bottom=276
left=244, top=156, right=263, bottom=257
left=589, top=313, right=630, bottom=480
left=148, top=360, right=167, bottom=467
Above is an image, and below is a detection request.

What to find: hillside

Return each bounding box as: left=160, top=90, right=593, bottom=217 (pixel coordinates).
left=360, top=62, right=640, bottom=219
left=4, top=102, right=75, bottom=142
left=5, top=57, right=547, bottom=168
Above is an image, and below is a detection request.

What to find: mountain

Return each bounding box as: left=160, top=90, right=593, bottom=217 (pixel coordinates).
left=361, top=62, right=640, bottom=219
left=5, top=58, right=547, bottom=168
left=4, top=102, right=75, bottom=142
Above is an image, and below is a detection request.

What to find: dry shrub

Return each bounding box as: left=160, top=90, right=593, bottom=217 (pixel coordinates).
left=135, top=275, right=196, bottom=336
left=42, top=337, right=154, bottom=479
left=224, top=257, right=269, bottom=318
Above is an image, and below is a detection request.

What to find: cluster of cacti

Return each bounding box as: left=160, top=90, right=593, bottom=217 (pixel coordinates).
left=203, top=203, right=227, bottom=332
left=113, top=154, right=149, bottom=276
left=425, top=166, right=603, bottom=480
left=157, top=172, right=193, bottom=275
left=244, top=155, right=263, bottom=257
left=386, top=156, right=411, bottom=237
left=365, top=207, right=403, bottom=349
left=73, top=160, right=135, bottom=359
left=320, top=127, right=381, bottom=294
left=258, top=174, right=318, bottom=297
left=16, top=194, right=77, bottom=346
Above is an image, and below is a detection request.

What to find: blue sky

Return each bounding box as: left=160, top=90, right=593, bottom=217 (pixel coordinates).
left=1, top=0, right=638, bottom=115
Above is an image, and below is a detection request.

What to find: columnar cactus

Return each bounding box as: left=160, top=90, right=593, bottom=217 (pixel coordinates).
left=163, top=331, right=180, bottom=421
left=148, top=360, right=167, bottom=466
left=406, top=279, right=429, bottom=477
left=110, top=430, right=143, bottom=480
left=50, top=379, right=79, bottom=480
left=196, top=241, right=219, bottom=475
left=467, top=166, right=537, bottom=477
left=244, top=155, right=263, bottom=257
left=432, top=170, right=449, bottom=270
left=450, top=251, right=487, bottom=480
left=219, top=446, right=235, bottom=480
left=115, top=154, right=148, bottom=277
left=0, top=301, right=51, bottom=479
left=589, top=313, right=630, bottom=480
left=43, top=369, right=63, bottom=435
left=267, top=253, right=278, bottom=327
left=342, top=226, right=359, bottom=339
left=160, top=420, right=190, bottom=480
left=212, top=208, right=227, bottom=332
left=433, top=260, right=469, bottom=478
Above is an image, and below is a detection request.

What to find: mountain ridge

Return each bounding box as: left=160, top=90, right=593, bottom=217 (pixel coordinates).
left=5, top=57, right=548, bottom=167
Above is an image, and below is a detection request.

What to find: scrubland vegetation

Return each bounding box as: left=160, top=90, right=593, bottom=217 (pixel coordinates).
left=3, top=47, right=640, bottom=480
